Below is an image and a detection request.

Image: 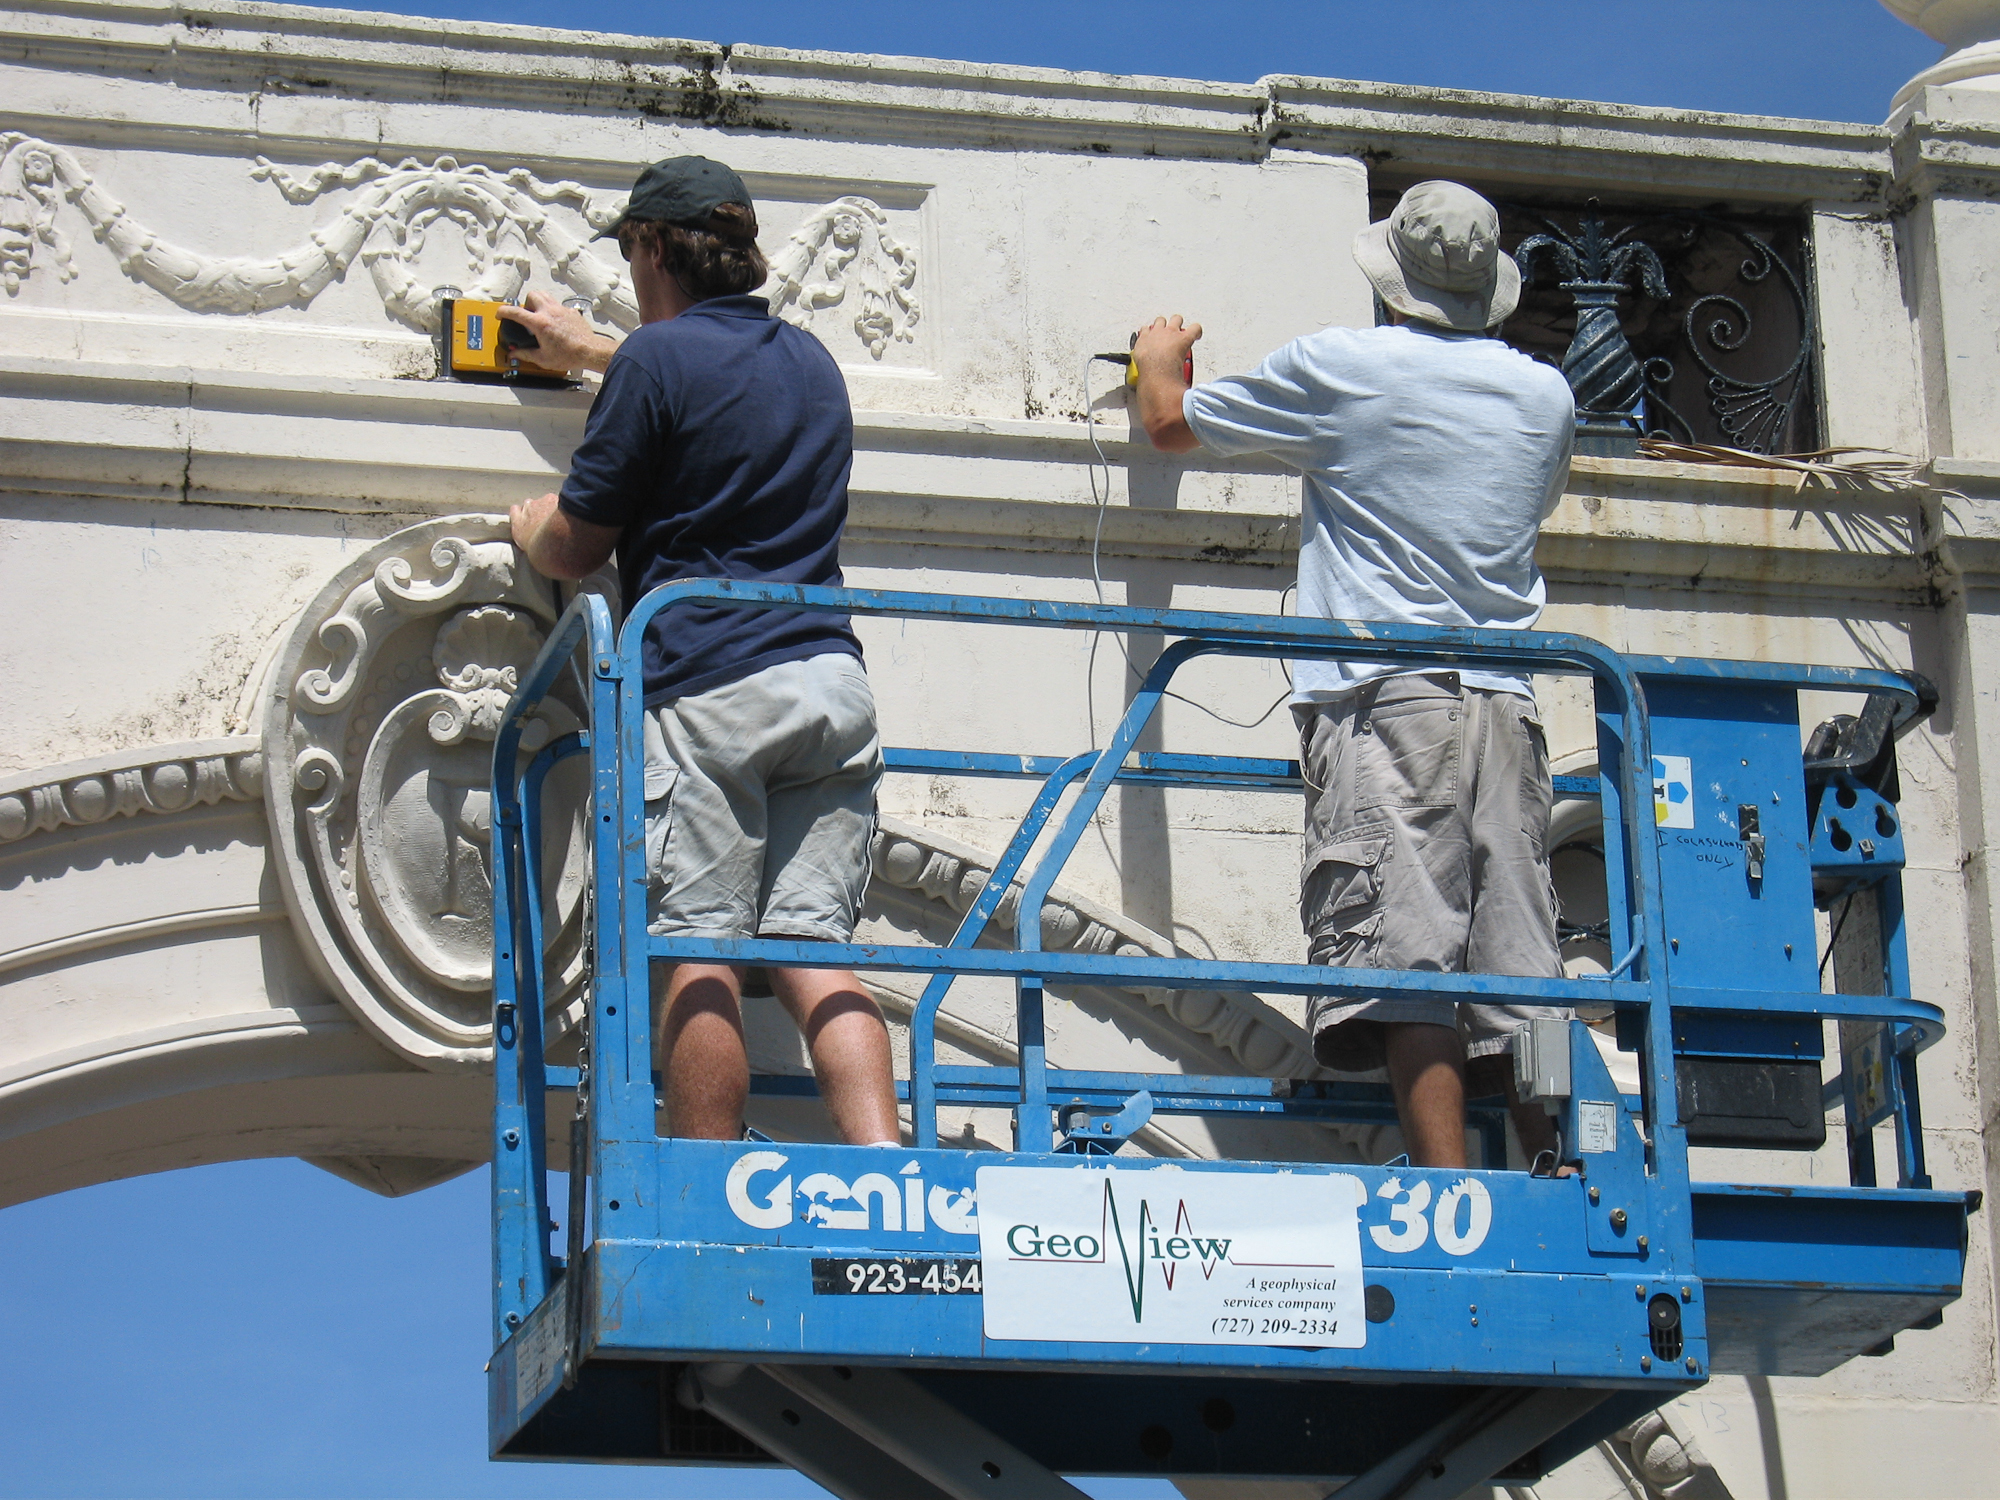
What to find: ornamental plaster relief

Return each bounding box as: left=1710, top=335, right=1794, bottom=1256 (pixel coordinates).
left=205, top=513, right=1315, bottom=1080
left=868, top=813, right=1313, bottom=1081
left=261, top=516, right=593, bottom=1069
left=0, top=132, right=923, bottom=369
left=0, top=724, right=1342, bottom=1197
left=0, top=739, right=263, bottom=845
left=0, top=744, right=1322, bottom=1149
left=0, top=741, right=278, bottom=993
left=1884, top=0, right=2000, bottom=110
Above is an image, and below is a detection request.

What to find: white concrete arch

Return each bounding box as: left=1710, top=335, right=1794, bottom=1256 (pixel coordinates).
left=0, top=738, right=496, bottom=1206
left=0, top=729, right=1373, bottom=1206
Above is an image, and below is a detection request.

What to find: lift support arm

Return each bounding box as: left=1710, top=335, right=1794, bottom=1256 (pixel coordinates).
left=679, top=1364, right=958, bottom=1500
left=1337, top=1386, right=1613, bottom=1500
left=683, top=1361, right=1089, bottom=1500
left=684, top=1359, right=1608, bottom=1500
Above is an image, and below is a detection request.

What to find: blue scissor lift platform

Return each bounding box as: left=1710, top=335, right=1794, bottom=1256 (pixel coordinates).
left=487, top=582, right=1973, bottom=1499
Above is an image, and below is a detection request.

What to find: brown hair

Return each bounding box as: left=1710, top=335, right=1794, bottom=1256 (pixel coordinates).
left=619, top=202, right=767, bottom=301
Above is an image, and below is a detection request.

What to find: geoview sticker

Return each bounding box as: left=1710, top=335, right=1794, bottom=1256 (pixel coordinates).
left=976, top=1165, right=1366, bottom=1348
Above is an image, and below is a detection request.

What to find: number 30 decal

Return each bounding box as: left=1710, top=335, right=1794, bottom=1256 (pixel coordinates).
left=1370, top=1177, right=1433, bottom=1252
left=1368, top=1176, right=1492, bottom=1256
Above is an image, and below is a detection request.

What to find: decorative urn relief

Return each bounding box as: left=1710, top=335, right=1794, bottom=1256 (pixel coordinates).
left=263, top=517, right=591, bottom=1069
left=1880, top=0, right=2000, bottom=107
left=1880, top=0, right=2000, bottom=49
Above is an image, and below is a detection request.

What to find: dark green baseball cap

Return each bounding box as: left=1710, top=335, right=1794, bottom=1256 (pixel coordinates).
left=597, top=155, right=756, bottom=239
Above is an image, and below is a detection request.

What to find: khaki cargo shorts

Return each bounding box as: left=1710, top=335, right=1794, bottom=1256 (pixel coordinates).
left=1298, top=672, right=1565, bottom=1071
left=643, top=651, right=882, bottom=944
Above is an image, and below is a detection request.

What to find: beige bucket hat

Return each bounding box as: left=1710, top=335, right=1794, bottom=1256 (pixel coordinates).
left=1353, top=180, right=1521, bottom=331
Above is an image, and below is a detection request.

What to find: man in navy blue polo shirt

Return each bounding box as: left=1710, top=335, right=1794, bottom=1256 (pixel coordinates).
left=509, top=156, right=900, bottom=1148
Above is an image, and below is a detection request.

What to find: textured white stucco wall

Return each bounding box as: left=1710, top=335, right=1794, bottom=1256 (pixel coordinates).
left=4, top=1, right=2000, bottom=1493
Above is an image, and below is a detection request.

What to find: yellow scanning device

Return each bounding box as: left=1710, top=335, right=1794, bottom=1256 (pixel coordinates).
left=442, top=297, right=571, bottom=382
left=1095, top=335, right=1194, bottom=389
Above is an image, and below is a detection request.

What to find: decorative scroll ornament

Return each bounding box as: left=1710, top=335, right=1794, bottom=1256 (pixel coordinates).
left=0, top=134, right=919, bottom=359
left=1638, top=216, right=1815, bottom=456
left=764, top=196, right=920, bottom=359
left=1603, top=1411, right=1730, bottom=1499
left=263, top=516, right=591, bottom=1070
left=249, top=152, right=637, bottom=332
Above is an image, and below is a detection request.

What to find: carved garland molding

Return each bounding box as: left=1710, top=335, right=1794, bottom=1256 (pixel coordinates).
left=762, top=195, right=919, bottom=360
left=868, top=814, right=1317, bottom=1081
left=0, top=739, right=264, bottom=844
left=0, top=134, right=920, bottom=359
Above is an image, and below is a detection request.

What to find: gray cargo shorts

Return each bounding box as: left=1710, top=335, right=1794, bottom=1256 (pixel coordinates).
left=1298, top=672, right=1565, bottom=1071
left=644, top=651, right=882, bottom=944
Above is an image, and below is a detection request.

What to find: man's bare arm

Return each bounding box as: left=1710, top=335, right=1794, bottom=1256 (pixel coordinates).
left=1131, top=314, right=1203, bottom=454
left=510, top=491, right=621, bottom=580
left=499, top=289, right=621, bottom=375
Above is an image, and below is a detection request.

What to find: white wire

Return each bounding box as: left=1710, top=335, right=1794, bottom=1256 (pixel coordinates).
left=1081, top=354, right=1297, bottom=734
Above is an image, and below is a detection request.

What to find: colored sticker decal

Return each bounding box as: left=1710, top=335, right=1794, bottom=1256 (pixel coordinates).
left=1842, top=1020, right=1896, bottom=1130
left=1653, top=755, right=1694, bottom=829
left=977, top=1165, right=1366, bottom=1348
left=465, top=312, right=485, bottom=351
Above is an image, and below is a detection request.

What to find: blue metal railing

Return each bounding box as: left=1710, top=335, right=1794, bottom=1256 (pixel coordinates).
left=489, top=580, right=1942, bottom=1345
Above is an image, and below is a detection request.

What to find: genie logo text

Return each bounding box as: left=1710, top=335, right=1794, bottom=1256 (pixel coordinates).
left=977, top=1165, right=1366, bottom=1348
left=724, top=1150, right=979, bottom=1237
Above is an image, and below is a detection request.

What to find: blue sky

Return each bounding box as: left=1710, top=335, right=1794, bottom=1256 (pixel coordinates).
left=403, top=0, right=1941, bottom=124
left=0, top=4, right=1946, bottom=1498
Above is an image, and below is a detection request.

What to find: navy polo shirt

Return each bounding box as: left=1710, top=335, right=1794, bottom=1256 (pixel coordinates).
left=557, top=295, right=861, bottom=705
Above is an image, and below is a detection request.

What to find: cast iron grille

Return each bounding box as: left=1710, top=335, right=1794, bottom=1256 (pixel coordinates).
left=1512, top=202, right=1817, bottom=456
left=1366, top=188, right=1820, bottom=458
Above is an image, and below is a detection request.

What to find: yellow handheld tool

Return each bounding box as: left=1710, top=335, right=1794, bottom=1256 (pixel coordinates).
left=1095, top=333, right=1194, bottom=389
left=441, top=297, right=572, bottom=383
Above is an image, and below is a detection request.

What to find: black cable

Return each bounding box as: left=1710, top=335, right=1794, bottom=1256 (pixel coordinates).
left=1081, top=354, right=1297, bottom=735
left=1819, top=893, right=1855, bottom=985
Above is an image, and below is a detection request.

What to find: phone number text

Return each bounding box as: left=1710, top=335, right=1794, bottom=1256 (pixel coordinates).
left=810, top=1257, right=984, bottom=1295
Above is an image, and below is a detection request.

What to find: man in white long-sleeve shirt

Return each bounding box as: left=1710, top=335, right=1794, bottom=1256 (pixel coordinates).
left=1132, top=180, right=1575, bottom=1170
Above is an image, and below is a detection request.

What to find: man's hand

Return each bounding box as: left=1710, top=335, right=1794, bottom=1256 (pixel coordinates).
left=510, top=491, right=621, bottom=581
left=499, top=289, right=620, bottom=375
left=1132, top=315, right=1202, bottom=454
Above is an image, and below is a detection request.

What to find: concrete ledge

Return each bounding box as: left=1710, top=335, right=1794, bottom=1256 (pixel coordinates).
left=0, top=0, right=1898, bottom=196
left=0, top=356, right=1937, bottom=593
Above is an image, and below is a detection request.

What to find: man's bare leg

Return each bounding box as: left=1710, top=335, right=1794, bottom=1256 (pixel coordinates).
left=657, top=963, right=751, bottom=1140
left=773, top=967, right=901, bottom=1145
left=1384, top=1021, right=1469, bottom=1169
left=1466, top=1053, right=1562, bottom=1168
